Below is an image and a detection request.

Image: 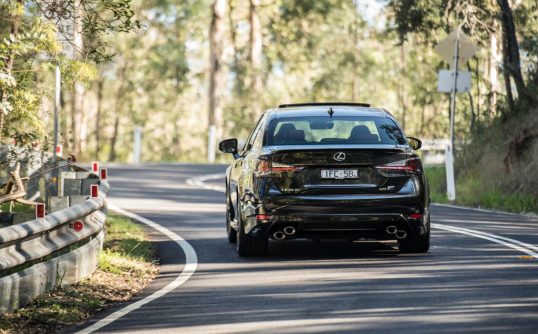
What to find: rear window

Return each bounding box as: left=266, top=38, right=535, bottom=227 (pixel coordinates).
left=266, top=116, right=406, bottom=146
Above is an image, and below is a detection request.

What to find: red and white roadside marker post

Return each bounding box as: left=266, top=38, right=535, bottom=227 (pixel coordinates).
left=90, top=184, right=99, bottom=198
left=100, top=168, right=107, bottom=180
left=36, top=203, right=46, bottom=220
left=91, top=161, right=99, bottom=173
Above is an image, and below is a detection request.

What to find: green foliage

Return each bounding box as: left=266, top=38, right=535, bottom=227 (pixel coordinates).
left=61, top=58, right=98, bottom=86
left=5, top=89, right=44, bottom=145
left=0, top=0, right=140, bottom=149
left=80, top=0, right=142, bottom=63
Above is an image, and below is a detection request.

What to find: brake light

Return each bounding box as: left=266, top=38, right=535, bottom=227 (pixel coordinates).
left=376, top=158, right=420, bottom=176
left=408, top=213, right=423, bottom=220
left=255, top=214, right=272, bottom=221
left=257, top=161, right=303, bottom=175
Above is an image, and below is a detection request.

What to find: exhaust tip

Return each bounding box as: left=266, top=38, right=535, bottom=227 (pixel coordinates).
left=385, top=225, right=397, bottom=234
left=283, top=226, right=296, bottom=235
left=273, top=231, right=286, bottom=240
left=395, top=230, right=407, bottom=239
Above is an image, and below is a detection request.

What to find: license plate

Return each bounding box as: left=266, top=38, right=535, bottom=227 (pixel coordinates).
left=321, top=169, right=359, bottom=179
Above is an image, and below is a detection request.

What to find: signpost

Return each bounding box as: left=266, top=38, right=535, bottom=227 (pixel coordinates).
left=435, top=27, right=476, bottom=201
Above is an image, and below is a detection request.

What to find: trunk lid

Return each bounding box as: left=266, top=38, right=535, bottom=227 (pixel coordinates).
left=267, top=146, right=412, bottom=195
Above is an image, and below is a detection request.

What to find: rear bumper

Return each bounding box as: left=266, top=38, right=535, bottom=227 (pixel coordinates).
left=244, top=194, right=429, bottom=240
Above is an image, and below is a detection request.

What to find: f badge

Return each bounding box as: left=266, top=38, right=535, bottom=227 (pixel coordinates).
left=333, top=152, right=346, bottom=162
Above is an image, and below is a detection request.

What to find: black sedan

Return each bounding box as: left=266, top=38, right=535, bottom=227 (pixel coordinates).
left=219, top=102, right=430, bottom=257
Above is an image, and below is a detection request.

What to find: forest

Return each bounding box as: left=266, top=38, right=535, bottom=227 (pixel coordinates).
left=1, top=0, right=537, bottom=211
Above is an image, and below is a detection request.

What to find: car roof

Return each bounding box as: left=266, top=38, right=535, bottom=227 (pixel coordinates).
left=265, top=105, right=392, bottom=119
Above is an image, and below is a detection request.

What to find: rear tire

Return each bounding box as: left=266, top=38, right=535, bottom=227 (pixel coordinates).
left=236, top=211, right=268, bottom=257
left=399, top=230, right=430, bottom=253
left=226, top=196, right=237, bottom=244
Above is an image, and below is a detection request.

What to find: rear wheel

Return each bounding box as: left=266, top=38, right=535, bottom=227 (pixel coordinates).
left=236, top=210, right=268, bottom=257
left=226, top=195, right=237, bottom=243
left=399, top=229, right=430, bottom=253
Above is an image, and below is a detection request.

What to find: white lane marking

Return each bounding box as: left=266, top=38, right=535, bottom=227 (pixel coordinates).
left=76, top=203, right=198, bottom=334
left=433, top=223, right=538, bottom=258
left=186, top=173, right=226, bottom=192
left=189, top=173, right=538, bottom=259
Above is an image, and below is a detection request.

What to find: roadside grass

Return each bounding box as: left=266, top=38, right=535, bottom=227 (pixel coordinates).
left=0, top=202, right=34, bottom=213
left=0, top=214, right=158, bottom=334
left=426, top=166, right=538, bottom=215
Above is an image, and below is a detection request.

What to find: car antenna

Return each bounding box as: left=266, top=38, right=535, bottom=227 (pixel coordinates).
left=328, top=107, right=334, bottom=118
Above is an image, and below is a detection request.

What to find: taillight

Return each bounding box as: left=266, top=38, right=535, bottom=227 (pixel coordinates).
left=255, top=214, right=272, bottom=221
left=408, top=213, right=423, bottom=220
left=257, top=160, right=272, bottom=175
left=257, top=160, right=303, bottom=176
left=376, top=158, right=420, bottom=176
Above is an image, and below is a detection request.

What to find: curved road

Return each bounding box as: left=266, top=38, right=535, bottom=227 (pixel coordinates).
left=78, top=163, right=538, bottom=334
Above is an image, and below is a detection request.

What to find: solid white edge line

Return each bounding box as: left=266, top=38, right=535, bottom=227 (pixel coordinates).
left=432, top=223, right=538, bottom=256
left=76, top=203, right=198, bottom=334
left=188, top=173, right=538, bottom=259
left=433, top=223, right=538, bottom=258
left=432, top=202, right=537, bottom=218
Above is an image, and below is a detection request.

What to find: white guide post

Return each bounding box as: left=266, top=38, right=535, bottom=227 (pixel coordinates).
left=133, top=126, right=142, bottom=164
left=207, top=125, right=217, bottom=163
left=445, top=29, right=459, bottom=201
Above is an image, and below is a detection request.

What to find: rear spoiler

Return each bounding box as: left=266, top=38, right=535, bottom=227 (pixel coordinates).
left=266, top=144, right=408, bottom=154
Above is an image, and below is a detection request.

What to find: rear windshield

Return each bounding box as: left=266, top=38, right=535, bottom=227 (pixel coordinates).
left=266, top=116, right=406, bottom=146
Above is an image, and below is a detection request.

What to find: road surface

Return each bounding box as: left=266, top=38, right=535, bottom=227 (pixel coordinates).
left=76, top=163, right=538, bottom=334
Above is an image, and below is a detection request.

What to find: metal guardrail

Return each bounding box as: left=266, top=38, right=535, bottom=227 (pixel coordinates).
left=0, top=165, right=109, bottom=313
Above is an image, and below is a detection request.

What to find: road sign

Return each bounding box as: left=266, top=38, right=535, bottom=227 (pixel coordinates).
left=435, top=28, right=476, bottom=66
left=438, top=70, right=471, bottom=93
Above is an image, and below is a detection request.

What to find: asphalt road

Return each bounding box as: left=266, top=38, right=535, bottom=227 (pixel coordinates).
left=77, top=163, right=538, bottom=334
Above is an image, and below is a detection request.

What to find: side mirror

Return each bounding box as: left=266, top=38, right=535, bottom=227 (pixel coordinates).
left=407, top=137, right=422, bottom=150
left=219, top=138, right=238, bottom=154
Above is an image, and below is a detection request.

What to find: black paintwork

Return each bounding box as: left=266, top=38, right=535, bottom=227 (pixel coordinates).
left=220, top=105, right=430, bottom=249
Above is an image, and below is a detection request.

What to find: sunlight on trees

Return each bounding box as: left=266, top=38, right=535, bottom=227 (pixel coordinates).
left=1, top=0, right=537, bottom=197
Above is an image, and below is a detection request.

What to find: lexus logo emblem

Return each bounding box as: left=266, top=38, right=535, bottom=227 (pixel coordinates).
left=333, top=152, right=346, bottom=161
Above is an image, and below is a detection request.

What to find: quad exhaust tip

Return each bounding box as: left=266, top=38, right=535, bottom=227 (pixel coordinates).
left=395, top=230, right=407, bottom=239
left=273, top=231, right=286, bottom=240
left=385, top=225, right=397, bottom=234
left=283, top=226, right=296, bottom=235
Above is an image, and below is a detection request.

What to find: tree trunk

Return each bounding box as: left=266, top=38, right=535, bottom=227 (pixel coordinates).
left=228, top=0, right=240, bottom=72
left=351, top=6, right=359, bottom=102
left=71, top=0, right=85, bottom=155
left=208, top=0, right=226, bottom=140
left=502, top=47, right=515, bottom=114
left=249, top=0, right=262, bottom=113
left=109, top=114, right=119, bottom=162
left=94, top=78, right=104, bottom=160
left=0, top=0, right=23, bottom=139
left=398, top=43, right=407, bottom=131
left=486, top=23, right=500, bottom=116
left=497, top=0, right=529, bottom=108
left=108, top=65, right=127, bottom=162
